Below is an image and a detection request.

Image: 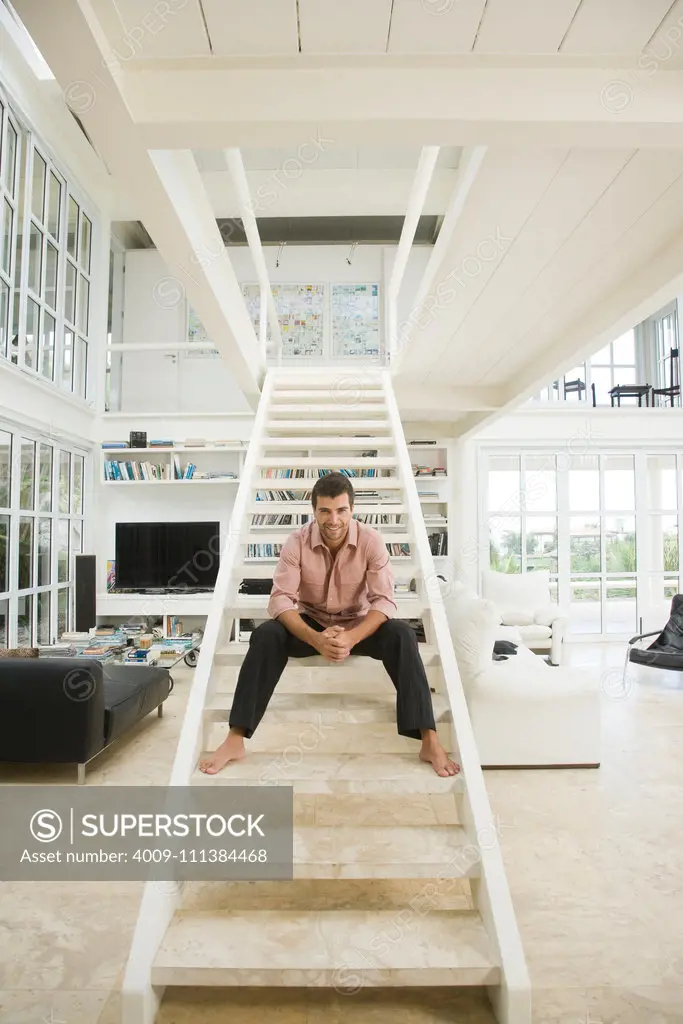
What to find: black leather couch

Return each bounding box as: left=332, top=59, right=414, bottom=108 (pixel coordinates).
left=0, top=657, right=172, bottom=783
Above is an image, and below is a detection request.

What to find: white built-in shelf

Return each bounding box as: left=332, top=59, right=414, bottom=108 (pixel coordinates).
left=102, top=442, right=246, bottom=484
left=407, top=444, right=447, bottom=451
left=102, top=446, right=246, bottom=454
left=416, top=476, right=448, bottom=483
left=102, top=478, right=240, bottom=485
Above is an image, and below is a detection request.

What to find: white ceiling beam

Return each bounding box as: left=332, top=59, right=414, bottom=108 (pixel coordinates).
left=12, top=0, right=263, bottom=409
left=121, top=67, right=683, bottom=148
left=393, top=384, right=505, bottom=413
left=387, top=146, right=440, bottom=362
left=224, top=148, right=283, bottom=358
left=393, top=145, right=487, bottom=371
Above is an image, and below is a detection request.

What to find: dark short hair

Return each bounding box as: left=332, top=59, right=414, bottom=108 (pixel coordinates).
left=311, top=472, right=355, bottom=510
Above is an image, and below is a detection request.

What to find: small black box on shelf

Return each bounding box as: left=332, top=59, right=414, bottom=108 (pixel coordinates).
left=129, top=431, right=147, bottom=448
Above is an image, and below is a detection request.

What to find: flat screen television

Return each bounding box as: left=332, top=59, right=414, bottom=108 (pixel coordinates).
left=115, top=522, right=220, bottom=590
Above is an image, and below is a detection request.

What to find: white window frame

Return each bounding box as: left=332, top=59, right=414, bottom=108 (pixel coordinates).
left=0, top=417, right=89, bottom=648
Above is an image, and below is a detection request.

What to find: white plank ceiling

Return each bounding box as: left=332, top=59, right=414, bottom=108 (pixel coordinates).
left=103, top=0, right=683, bottom=58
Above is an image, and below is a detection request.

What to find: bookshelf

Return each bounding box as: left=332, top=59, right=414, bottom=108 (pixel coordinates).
left=101, top=443, right=246, bottom=483
left=409, top=440, right=449, bottom=562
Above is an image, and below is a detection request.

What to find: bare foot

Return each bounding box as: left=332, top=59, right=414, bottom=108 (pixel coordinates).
left=419, top=734, right=460, bottom=777
left=199, top=730, right=246, bottom=775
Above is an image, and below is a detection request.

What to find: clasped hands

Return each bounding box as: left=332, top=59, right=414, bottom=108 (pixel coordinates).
left=314, top=625, right=357, bottom=662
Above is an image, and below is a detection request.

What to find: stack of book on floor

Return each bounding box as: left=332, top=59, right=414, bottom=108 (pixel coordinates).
left=38, top=643, right=78, bottom=658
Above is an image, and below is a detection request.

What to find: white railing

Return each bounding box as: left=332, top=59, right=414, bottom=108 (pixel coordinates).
left=120, top=372, right=276, bottom=1024
left=382, top=373, right=531, bottom=1023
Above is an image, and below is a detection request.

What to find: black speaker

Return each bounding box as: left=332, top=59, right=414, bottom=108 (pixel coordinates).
left=74, top=554, right=97, bottom=633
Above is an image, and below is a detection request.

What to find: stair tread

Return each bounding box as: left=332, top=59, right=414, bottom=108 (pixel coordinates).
left=153, top=908, right=498, bottom=986
left=207, top=691, right=451, bottom=722
left=214, top=643, right=440, bottom=668
left=207, top=721, right=451, bottom=756
left=266, top=420, right=391, bottom=431
left=269, top=403, right=387, bottom=413
left=256, top=458, right=398, bottom=468
left=157, top=987, right=496, bottom=1022
left=249, top=502, right=406, bottom=513
left=263, top=437, right=395, bottom=448
left=240, top=532, right=412, bottom=545
left=192, top=753, right=461, bottom=794
left=291, top=824, right=475, bottom=878
left=252, top=476, right=402, bottom=487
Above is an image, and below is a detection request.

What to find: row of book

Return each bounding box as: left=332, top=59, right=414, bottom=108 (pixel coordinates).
left=105, top=460, right=172, bottom=481
left=245, top=542, right=413, bottom=560
left=259, top=467, right=392, bottom=479
left=428, top=532, right=448, bottom=556
left=250, top=513, right=406, bottom=527
left=413, top=466, right=447, bottom=477
left=251, top=514, right=311, bottom=526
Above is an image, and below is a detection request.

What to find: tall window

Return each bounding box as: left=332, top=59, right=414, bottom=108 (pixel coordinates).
left=588, top=330, right=637, bottom=405
left=0, top=85, right=94, bottom=399
left=0, top=419, right=86, bottom=647
left=530, top=328, right=639, bottom=405
left=654, top=304, right=679, bottom=401
left=483, top=448, right=683, bottom=638
left=0, top=97, right=19, bottom=363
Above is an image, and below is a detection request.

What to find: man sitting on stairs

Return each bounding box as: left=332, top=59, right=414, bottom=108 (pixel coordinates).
left=200, top=472, right=460, bottom=778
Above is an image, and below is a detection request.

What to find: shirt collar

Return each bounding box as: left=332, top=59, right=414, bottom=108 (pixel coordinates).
left=310, top=517, right=359, bottom=550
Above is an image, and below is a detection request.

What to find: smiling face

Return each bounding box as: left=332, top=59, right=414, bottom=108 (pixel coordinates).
left=313, top=492, right=354, bottom=550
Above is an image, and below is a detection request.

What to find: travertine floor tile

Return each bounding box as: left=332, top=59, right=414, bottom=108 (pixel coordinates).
left=0, top=988, right=108, bottom=1024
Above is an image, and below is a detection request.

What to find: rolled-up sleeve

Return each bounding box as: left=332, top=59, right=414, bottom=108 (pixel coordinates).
left=365, top=533, right=397, bottom=619
left=268, top=532, right=301, bottom=619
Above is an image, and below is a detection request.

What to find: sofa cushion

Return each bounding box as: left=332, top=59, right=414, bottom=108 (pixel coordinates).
left=500, top=609, right=534, bottom=627
left=103, top=666, right=171, bottom=744
left=481, top=569, right=550, bottom=620
left=519, top=623, right=553, bottom=642
left=495, top=624, right=524, bottom=644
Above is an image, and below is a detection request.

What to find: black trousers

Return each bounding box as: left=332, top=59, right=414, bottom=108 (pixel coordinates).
left=229, top=615, right=436, bottom=741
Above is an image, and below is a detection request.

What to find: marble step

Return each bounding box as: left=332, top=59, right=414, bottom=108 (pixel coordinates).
left=210, top=666, right=441, bottom=697
left=213, top=643, right=440, bottom=670
left=261, top=437, right=395, bottom=450
left=256, top=457, right=398, bottom=469
left=270, top=388, right=384, bottom=400
left=266, top=420, right=392, bottom=433
left=206, top=691, right=451, bottom=725
left=206, top=721, right=451, bottom=755
left=180, top=875, right=469, bottom=913
left=192, top=752, right=462, bottom=794
left=248, top=501, right=407, bottom=513
left=269, top=402, right=387, bottom=416
left=289, top=824, right=476, bottom=879
left=292, top=794, right=461, bottom=828
left=156, top=986, right=496, bottom=1023
left=152, top=908, right=498, bottom=988
left=228, top=593, right=421, bottom=615
left=252, top=475, right=402, bottom=489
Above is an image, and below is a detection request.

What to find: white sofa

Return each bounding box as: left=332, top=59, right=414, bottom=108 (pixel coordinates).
left=444, top=588, right=600, bottom=768
left=481, top=569, right=567, bottom=665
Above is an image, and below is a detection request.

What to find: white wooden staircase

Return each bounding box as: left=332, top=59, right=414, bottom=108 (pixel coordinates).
left=121, top=367, right=530, bottom=1023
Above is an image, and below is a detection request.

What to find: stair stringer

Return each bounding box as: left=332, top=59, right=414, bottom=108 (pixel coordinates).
left=382, top=372, right=531, bottom=1024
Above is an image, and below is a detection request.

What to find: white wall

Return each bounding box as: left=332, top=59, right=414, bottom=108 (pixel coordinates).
left=117, top=244, right=431, bottom=413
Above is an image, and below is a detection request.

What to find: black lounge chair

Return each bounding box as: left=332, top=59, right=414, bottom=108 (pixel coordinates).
left=626, top=594, right=683, bottom=672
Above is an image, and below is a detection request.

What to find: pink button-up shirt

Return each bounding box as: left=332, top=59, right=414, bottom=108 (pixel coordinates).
left=267, top=518, right=397, bottom=629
